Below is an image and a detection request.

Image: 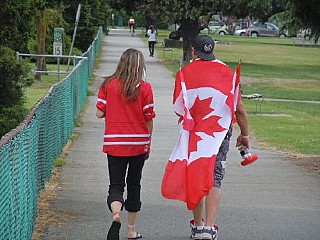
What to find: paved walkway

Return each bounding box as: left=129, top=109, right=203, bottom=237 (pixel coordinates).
left=45, top=29, right=320, bottom=240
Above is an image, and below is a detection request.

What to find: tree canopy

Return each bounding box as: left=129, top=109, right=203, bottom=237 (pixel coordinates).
left=109, top=0, right=290, bottom=60
left=0, top=0, right=111, bottom=137
left=288, top=0, right=320, bottom=41
left=110, top=0, right=318, bottom=59
left=0, top=0, right=35, bottom=52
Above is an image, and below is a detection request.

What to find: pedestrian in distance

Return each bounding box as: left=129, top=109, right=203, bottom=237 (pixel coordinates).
left=147, top=25, right=157, bottom=57
left=128, top=17, right=136, bottom=36
left=96, top=48, right=156, bottom=240
left=161, top=35, right=250, bottom=240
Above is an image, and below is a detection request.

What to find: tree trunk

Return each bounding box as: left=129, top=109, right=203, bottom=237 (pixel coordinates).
left=145, top=15, right=155, bottom=31
left=35, top=9, right=47, bottom=81
left=181, top=19, right=200, bottom=62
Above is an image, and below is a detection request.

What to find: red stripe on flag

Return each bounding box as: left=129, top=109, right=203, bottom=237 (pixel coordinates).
left=162, top=156, right=216, bottom=210
left=162, top=159, right=188, bottom=203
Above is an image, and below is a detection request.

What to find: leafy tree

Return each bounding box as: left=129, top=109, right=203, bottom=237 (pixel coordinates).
left=37, top=4, right=68, bottom=80
left=148, top=1, right=221, bottom=60
left=0, top=47, right=32, bottom=108
left=62, top=0, right=110, bottom=52
left=109, top=0, right=280, bottom=61
left=0, top=1, right=35, bottom=137
left=0, top=0, right=35, bottom=52
left=0, top=46, right=32, bottom=137
left=287, top=0, right=320, bottom=41
left=110, top=0, right=221, bottom=60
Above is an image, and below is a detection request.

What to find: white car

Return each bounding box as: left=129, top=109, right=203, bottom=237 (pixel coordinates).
left=200, top=21, right=229, bottom=35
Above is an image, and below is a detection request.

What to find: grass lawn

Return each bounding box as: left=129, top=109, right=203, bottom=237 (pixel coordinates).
left=152, top=30, right=320, bottom=155
left=155, top=30, right=320, bottom=80
left=24, top=64, right=72, bottom=109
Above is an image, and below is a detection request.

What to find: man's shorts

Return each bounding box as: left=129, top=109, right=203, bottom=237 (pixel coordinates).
left=214, top=139, right=230, bottom=188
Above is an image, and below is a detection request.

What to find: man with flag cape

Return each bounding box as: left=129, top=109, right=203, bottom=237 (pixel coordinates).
left=161, top=35, right=250, bottom=240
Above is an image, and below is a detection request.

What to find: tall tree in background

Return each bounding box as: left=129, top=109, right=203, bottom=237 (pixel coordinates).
left=109, top=0, right=221, bottom=61
left=0, top=0, right=35, bottom=52
left=109, top=0, right=278, bottom=61
left=148, top=0, right=221, bottom=61
left=35, top=2, right=47, bottom=80
left=0, top=0, right=110, bottom=137
left=288, top=0, right=320, bottom=41
left=62, top=0, right=110, bottom=52
left=0, top=0, right=35, bottom=136
left=32, top=0, right=65, bottom=80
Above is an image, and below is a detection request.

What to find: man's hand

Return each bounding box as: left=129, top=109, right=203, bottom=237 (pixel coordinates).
left=236, top=134, right=249, bottom=148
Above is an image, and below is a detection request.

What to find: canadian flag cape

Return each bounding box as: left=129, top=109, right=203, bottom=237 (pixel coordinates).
left=161, top=59, right=241, bottom=210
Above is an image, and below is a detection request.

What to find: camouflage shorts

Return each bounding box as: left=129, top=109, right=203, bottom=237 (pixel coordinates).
left=214, top=139, right=230, bottom=188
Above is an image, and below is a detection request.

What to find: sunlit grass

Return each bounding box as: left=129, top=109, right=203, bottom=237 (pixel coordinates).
left=24, top=64, right=73, bottom=109
left=154, top=30, right=320, bottom=80
left=246, top=101, right=320, bottom=154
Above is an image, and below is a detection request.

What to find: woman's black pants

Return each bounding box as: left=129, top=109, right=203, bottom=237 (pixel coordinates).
left=148, top=41, right=156, bottom=56
left=106, top=153, right=146, bottom=212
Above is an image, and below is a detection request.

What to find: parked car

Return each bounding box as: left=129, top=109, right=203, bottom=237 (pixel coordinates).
left=234, top=22, right=279, bottom=37
left=234, top=28, right=248, bottom=36
left=200, top=21, right=229, bottom=35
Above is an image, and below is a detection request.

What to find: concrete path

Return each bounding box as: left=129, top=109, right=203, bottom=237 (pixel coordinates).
left=45, top=29, right=320, bottom=240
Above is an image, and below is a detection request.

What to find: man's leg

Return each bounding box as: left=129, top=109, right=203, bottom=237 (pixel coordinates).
left=193, top=198, right=204, bottom=226
left=201, top=139, right=229, bottom=239
left=191, top=198, right=205, bottom=239
left=205, top=187, right=221, bottom=226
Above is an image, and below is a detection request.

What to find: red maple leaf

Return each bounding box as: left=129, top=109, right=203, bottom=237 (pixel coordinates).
left=189, top=96, right=213, bottom=123
left=201, top=115, right=227, bottom=137
left=189, top=132, right=202, bottom=155
left=188, top=95, right=227, bottom=155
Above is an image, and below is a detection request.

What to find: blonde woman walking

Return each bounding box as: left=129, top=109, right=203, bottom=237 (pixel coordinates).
left=96, top=48, right=156, bottom=239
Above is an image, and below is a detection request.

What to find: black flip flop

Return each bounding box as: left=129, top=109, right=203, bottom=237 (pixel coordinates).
left=107, top=221, right=121, bottom=240
left=128, top=232, right=143, bottom=239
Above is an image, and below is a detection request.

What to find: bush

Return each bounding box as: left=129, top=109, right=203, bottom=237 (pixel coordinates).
left=0, top=105, right=28, bottom=137
left=0, top=46, right=32, bottom=137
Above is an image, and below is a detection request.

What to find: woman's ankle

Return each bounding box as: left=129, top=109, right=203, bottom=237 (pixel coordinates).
left=127, top=225, right=138, bottom=238
left=112, top=211, right=121, bottom=222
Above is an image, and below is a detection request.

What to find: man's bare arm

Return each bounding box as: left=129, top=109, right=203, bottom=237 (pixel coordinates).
left=235, top=99, right=249, bottom=148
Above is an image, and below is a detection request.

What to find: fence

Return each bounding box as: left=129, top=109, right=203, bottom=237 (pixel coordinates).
left=0, top=26, right=103, bottom=240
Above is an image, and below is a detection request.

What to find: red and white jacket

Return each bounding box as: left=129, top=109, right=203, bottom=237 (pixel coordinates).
left=96, top=78, right=156, bottom=156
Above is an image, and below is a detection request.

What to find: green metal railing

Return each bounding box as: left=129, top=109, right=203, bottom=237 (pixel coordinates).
left=0, top=26, right=103, bottom=240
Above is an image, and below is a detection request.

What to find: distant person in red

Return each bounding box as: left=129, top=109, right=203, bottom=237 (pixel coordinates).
left=128, top=17, right=136, bottom=36
left=96, top=48, right=156, bottom=240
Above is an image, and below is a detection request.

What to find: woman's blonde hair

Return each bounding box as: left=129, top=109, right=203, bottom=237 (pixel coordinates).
left=101, top=48, right=145, bottom=100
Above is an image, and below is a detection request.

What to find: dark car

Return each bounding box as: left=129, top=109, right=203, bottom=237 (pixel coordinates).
left=248, top=22, right=279, bottom=37
left=234, top=22, right=280, bottom=37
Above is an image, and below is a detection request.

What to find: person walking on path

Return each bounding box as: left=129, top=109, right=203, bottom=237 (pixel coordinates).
left=147, top=25, right=157, bottom=57
left=96, top=48, right=156, bottom=240
left=128, top=17, right=136, bottom=36
left=161, top=35, right=250, bottom=240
